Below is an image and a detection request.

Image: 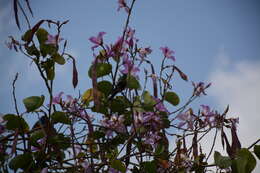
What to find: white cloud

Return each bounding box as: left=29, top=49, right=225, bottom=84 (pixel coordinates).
left=207, top=49, right=260, bottom=172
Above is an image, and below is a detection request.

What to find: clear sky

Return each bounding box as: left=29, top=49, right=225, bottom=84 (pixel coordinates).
left=0, top=0, right=260, bottom=171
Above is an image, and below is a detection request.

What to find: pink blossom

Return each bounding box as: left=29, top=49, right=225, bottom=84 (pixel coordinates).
left=176, top=110, right=195, bottom=130
left=144, top=131, right=161, bottom=146
left=154, top=98, right=168, bottom=113
left=101, top=115, right=126, bottom=136
left=200, top=105, right=216, bottom=127
left=89, top=32, right=106, bottom=50
left=41, top=167, right=48, bottom=173
left=45, top=34, right=63, bottom=45
left=160, top=46, right=175, bottom=61
left=139, top=47, right=152, bottom=58
left=120, top=57, right=140, bottom=77
left=52, top=92, right=64, bottom=104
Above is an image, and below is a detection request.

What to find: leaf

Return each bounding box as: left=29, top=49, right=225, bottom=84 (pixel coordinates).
left=126, top=75, right=140, bottom=90
left=236, top=148, right=256, bottom=173
left=49, top=134, right=71, bottom=150
left=155, top=144, right=165, bottom=156
left=88, top=63, right=112, bottom=78
left=82, top=89, right=94, bottom=103
left=214, top=151, right=232, bottom=169
left=164, top=91, right=180, bottom=106
left=3, top=114, right=29, bottom=132
left=52, top=53, right=65, bottom=65
left=36, top=28, right=48, bottom=44
left=254, top=145, right=260, bottom=160
left=111, top=160, right=126, bottom=173
left=142, top=91, right=156, bottom=106
left=23, top=95, right=45, bottom=112
left=142, top=161, right=157, bottom=173
left=97, top=80, right=113, bottom=96
left=25, top=44, right=40, bottom=57
left=29, top=131, right=45, bottom=147
left=51, top=111, right=70, bottom=125
left=9, top=153, right=33, bottom=170
left=21, top=29, right=33, bottom=42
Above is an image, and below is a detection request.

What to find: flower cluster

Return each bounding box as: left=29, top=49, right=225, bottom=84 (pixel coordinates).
left=101, top=115, right=126, bottom=137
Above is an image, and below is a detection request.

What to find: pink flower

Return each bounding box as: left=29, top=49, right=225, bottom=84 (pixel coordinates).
left=120, top=57, right=140, bottom=77
left=117, top=0, right=130, bottom=13
left=41, top=167, right=48, bottom=173
left=52, top=92, right=64, bottom=104
left=45, top=34, right=63, bottom=45
left=176, top=110, right=195, bottom=130
left=101, top=115, right=126, bottom=136
left=154, top=98, right=168, bottom=113
left=144, top=131, right=161, bottom=146
left=160, top=46, right=175, bottom=61
left=89, top=32, right=106, bottom=50
left=139, top=47, right=152, bottom=58
left=200, top=105, right=216, bottom=127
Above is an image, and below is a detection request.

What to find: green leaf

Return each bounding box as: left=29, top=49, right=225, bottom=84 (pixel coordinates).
left=97, top=80, right=113, bottom=96
left=36, top=28, right=48, bottom=44
left=41, top=59, right=55, bottom=80
left=49, top=134, right=71, bottom=150
left=25, top=44, right=40, bottom=57
left=126, top=75, right=140, bottom=90
left=88, top=63, right=112, bottom=78
left=51, top=111, right=70, bottom=125
left=3, top=114, right=29, bottom=132
left=9, top=153, right=33, bottom=170
left=254, top=145, right=260, bottom=160
left=142, top=91, right=156, bottom=106
left=23, top=95, right=45, bottom=112
left=29, top=131, right=45, bottom=147
left=110, top=97, right=128, bottom=114
left=155, top=144, right=165, bottom=156
left=164, top=91, right=180, bottom=106
left=236, top=148, right=256, bottom=173
left=52, top=53, right=65, bottom=65
left=142, top=161, right=157, bottom=173
left=40, top=44, right=57, bottom=57
left=214, top=151, right=232, bottom=169
left=21, top=29, right=33, bottom=42
left=111, top=160, right=126, bottom=173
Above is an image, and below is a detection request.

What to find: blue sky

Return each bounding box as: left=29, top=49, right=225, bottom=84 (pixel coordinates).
left=1, top=0, right=260, bottom=170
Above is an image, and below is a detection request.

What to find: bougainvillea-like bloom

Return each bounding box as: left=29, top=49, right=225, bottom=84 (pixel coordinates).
left=160, top=46, right=175, bottom=61
left=120, top=57, right=140, bottom=77
left=89, top=32, right=106, bottom=50
left=45, top=34, right=63, bottom=45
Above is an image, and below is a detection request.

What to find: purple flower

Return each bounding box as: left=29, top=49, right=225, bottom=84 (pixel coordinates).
left=109, top=167, right=121, bottom=173
left=154, top=98, right=169, bottom=113
left=89, top=32, right=106, bottom=50
left=176, top=110, right=195, bottom=130
left=82, top=161, right=92, bottom=173
left=117, top=0, right=130, bottom=13
left=192, top=82, right=211, bottom=96
left=139, top=47, right=152, bottom=58
left=45, top=34, right=63, bottom=45
left=200, top=105, right=216, bottom=127
left=120, top=57, right=140, bottom=77
left=160, top=46, right=175, bottom=61
left=52, top=92, right=64, bottom=104
left=41, top=167, right=48, bottom=173
left=144, top=131, right=161, bottom=146
left=101, top=115, right=126, bottom=136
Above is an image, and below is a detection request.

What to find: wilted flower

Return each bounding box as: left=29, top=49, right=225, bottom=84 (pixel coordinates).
left=89, top=32, right=106, bottom=50
left=160, top=46, right=175, bottom=61
left=192, top=82, right=211, bottom=96
left=45, top=34, right=63, bottom=45
left=117, top=0, right=130, bottom=13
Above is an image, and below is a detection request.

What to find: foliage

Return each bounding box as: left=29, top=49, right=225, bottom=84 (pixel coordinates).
left=1, top=0, right=259, bottom=172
